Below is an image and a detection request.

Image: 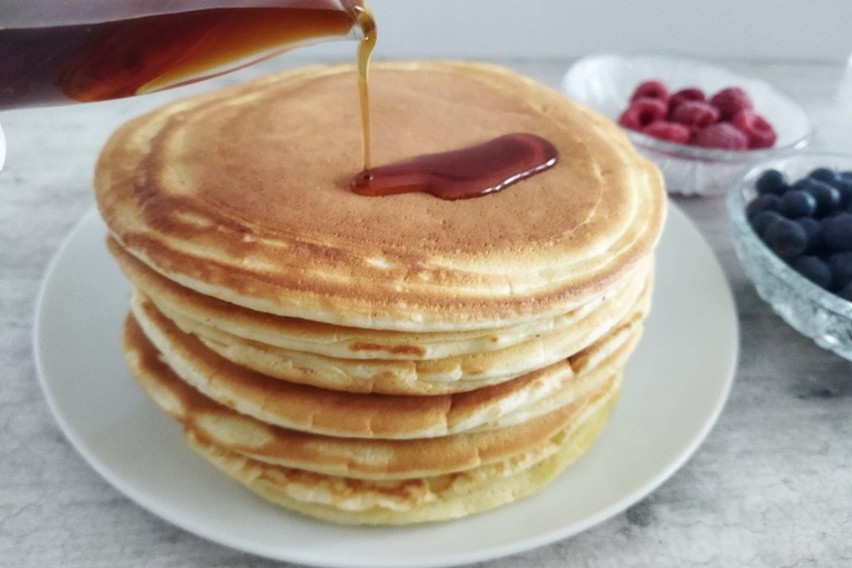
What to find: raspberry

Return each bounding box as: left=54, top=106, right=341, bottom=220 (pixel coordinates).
left=668, top=88, right=705, bottom=112
left=731, top=109, right=776, bottom=149
left=619, top=80, right=771, bottom=152
left=630, top=80, right=669, bottom=103
left=641, top=121, right=691, bottom=144
left=709, top=87, right=753, bottom=121
left=618, top=98, right=668, bottom=131
left=670, top=100, right=720, bottom=130
left=693, top=122, right=749, bottom=150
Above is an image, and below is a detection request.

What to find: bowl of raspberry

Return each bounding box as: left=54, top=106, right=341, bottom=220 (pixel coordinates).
left=728, top=151, right=852, bottom=361
left=562, top=53, right=812, bottom=195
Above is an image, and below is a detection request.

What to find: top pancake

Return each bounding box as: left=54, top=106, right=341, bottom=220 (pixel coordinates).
left=95, top=60, right=665, bottom=331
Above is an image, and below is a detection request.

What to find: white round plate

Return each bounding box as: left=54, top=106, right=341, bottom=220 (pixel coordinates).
left=34, top=204, right=738, bottom=568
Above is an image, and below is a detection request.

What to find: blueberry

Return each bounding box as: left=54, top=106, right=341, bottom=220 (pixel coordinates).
left=813, top=184, right=842, bottom=216
left=840, top=170, right=852, bottom=182
left=778, top=190, right=817, bottom=218
left=791, top=178, right=816, bottom=191
left=750, top=210, right=785, bottom=238
left=829, top=252, right=852, bottom=289
left=763, top=218, right=809, bottom=259
left=792, top=255, right=833, bottom=289
left=838, top=282, right=852, bottom=302
left=793, top=178, right=842, bottom=217
left=832, top=178, right=852, bottom=208
left=755, top=169, right=788, bottom=195
left=808, top=167, right=839, bottom=184
left=797, top=217, right=823, bottom=253
left=822, top=212, right=852, bottom=252
left=747, top=194, right=781, bottom=218
left=819, top=215, right=836, bottom=245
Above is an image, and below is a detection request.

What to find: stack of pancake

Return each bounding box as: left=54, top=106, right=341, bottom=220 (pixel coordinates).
left=94, top=61, right=666, bottom=525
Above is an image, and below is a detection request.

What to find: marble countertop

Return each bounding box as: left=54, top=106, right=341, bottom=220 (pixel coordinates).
left=2, top=58, right=852, bottom=568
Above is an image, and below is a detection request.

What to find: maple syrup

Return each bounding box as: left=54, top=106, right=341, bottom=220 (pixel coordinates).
left=351, top=133, right=558, bottom=200
left=346, top=7, right=560, bottom=201
left=352, top=4, right=377, bottom=170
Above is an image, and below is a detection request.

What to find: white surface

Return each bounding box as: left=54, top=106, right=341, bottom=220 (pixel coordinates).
left=328, top=0, right=852, bottom=62
left=32, top=204, right=737, bottom=568
left=3, top=1, right=852, bottom=62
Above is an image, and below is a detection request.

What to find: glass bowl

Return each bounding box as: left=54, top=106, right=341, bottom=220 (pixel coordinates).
left=727, top=151, right=852, bottom=361
left=562, top=53, right=812, bottom=196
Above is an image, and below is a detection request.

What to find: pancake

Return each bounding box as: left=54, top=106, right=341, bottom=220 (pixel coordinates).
left=95, top=60, right=666, bottom=332
left=108, top=235, right=617, bottom=361
left=127, top=297, right=643, bottom=439
left=141, top=263, right=650, bottom=394
left=124, top=313, right=621, bottom=480
left=183, top=383, right=618, bottom=525
left=97, top=59, right=667, bottom=525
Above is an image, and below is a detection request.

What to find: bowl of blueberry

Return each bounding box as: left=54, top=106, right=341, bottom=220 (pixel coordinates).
left=728, top=152, right=852, bottom=360
left=562, top=53, right=812, bottom=195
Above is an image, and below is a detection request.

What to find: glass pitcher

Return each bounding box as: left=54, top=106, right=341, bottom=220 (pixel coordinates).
left=0, top=0, right=366, bottom=108
left=0, top=1, right=369, bottom=170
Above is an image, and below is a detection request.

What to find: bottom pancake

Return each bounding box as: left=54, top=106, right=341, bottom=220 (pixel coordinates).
left=122, top=312, right=622, bottom=524
left=184, top=384, right=619, bottom=525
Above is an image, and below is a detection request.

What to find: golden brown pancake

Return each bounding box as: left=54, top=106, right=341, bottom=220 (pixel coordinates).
left=95, top=61, right=666, bottom=331
left=183, top=384, right=619, bottom=525
left=124, top=313, right=622, bottom=480
left=127, top=299, right=644, bottom=439
left=138, top=266, right=649, bottom=394
left=108, top=236, right=621, bottom=362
